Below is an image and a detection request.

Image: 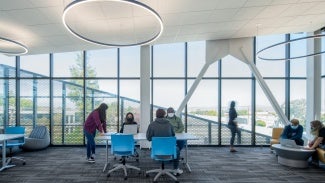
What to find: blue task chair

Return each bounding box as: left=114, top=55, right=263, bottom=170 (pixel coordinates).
left=107, top=134, right=141, bottom=180
left=145, top=137, right=179, bottom=183
left=1, top=126, right=26, bottom=165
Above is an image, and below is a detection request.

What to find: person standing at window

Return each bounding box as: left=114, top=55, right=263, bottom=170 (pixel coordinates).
left=166, top=107, right=186, bottom=152
left=84, top=103, right=108, bottom=163
left=228, top=101, right=241, bottom=152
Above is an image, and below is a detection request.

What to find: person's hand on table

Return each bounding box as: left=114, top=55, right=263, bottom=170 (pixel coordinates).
left=304, top=146, right=314, bottom=150
left=99, top=132, right=105, bottom=136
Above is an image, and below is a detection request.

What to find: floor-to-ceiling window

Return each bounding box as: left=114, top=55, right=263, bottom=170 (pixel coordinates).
left=0, top=54, right=15, bottom=128
left=20, top=54, right=50, bottom=136
left=255, top=34, right=286, bottom=144
left=0, top=32, right=315, bottom=146
left=321, top=33, right=325, bottom=122
left=289, top=33, right=307, bottom=129
left=52, top=51, right=84, bottom=145
left=119, top=46, right=141, bottom=131
left=221, top=55, right=252, bottom=145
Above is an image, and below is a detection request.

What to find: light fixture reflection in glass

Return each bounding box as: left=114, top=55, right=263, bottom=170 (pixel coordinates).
left=62, top=0, right=163, bottom=47
left=0, top=37, right=28, bottom=55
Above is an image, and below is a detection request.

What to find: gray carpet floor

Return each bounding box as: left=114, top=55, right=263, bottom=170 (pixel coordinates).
left=0, top=146, right=324, bottom=183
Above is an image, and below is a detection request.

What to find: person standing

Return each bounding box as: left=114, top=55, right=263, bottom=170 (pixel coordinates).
left=146, top=108, right=183, bottom=175
left=84, top=103, right=108, bottom=163
left=166, top=107, right=186, bottom=152
left=280, top=119, right=304, bottom=145
left=228, top=101, right=241, bottom=152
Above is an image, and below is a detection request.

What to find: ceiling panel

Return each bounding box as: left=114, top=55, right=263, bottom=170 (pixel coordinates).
left=0, top=0, right=324, bottom=55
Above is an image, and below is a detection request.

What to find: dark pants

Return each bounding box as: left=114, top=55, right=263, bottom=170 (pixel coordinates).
left=228, top=125, right=241, bottom=145
left=84, top=130, right=96, bottom=159
left=173, top=146, right=181, bottom=169
left=177, top=140, right=186, bottom=151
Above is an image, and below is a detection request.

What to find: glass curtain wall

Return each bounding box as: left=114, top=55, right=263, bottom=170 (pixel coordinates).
left=255, top=34, right=286, bottom=144
left=0, top=32, right=312, bottom=146
left=320, top=35, right=325, bottom=121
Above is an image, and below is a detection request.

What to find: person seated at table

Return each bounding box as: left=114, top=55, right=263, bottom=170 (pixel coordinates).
left=166, top=107, right=186, bottom=152
left=120, top=112, right=139, bottom=133
left=119, top=112, right=139, bottom=159
left=146, top=108, right=183, bottom=176
left=305, top=120, right=325, bottom=166
left=280, top=118, right=304, bottom=146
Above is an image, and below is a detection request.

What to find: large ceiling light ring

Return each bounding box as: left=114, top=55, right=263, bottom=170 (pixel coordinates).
left=0, top=37, right=28, bottom=55
left=257, top=34, right=325, bottom=61
left=62, top=0, right=163, bottom=47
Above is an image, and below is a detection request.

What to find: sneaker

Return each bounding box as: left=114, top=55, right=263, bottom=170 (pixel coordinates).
left=230, top=149, right=237, bottom=152
left=91, top=154, right=95, bottom=159
left=173, top=168, right=183, bottom=176
left=88, top=157, right=95, bottom=163
left=119, top=158, right=123, bottom=163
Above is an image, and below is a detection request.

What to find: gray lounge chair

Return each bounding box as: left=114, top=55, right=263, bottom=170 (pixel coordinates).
left=22, top=126, right=50, bottom=151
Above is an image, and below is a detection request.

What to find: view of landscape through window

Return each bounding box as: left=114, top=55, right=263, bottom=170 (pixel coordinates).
left=0, top=32, right=324, bottom=146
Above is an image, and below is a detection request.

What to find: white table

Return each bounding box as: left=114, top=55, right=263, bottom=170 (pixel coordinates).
left=272, top=144, right=315, bottom=168
left=96, top=132, right=199, bottom=172
left=0, top=134, right=25, bottom=172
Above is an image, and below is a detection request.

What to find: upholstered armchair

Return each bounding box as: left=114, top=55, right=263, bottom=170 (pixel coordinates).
left=270, top=127, right=284, bottom=150
left=22, top=126, right=50, bottom=151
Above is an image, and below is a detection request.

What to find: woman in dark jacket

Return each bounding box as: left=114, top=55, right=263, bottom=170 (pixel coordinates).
left=120, top=112, right=138, bottom=133
left=228, top=101, right=241, bottom=152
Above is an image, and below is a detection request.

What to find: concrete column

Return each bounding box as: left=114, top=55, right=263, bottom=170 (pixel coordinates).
left=306, top=31, right=322, bottom=138
left=140, top=45, right=151, bottom=148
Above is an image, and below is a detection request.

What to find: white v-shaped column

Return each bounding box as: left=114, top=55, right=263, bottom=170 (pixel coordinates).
left=176, top=37, right=289, bottom=126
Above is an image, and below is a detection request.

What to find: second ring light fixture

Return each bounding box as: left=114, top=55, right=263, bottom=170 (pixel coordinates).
left=0, top=37, right=28, bottom=55
left=257, top=33, right=325, bottom=61
left=62, top=0, right=164, bottom=47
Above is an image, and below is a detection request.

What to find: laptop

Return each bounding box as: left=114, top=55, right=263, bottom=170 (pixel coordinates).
left=123, top=124, right=138, bottom=135
left=280, top=138, right=303, bottom=149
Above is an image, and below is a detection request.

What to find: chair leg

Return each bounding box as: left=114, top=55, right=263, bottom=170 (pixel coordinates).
left=107, top=164, right=124, bottom=175
left=107, top=162, right=141, bottom=179
left=7, top=147, right=26, bottom=165
left=11, top=156, right=26, bottom=165
left=165, top=171, right=178, bottom=181
left=153, top=171, right=164, bottom=181
left=125, top=164, right=140, bottom=171
left=146, top=161, right=178, bottom=182
left=146, top=168, right=161, bottom=174
left=152, top=169, right=177, bottom=181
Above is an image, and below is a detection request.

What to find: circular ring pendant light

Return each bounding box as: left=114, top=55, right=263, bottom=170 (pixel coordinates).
left=0, top=37, right=28, bottom=55
left=62, top=0, right=163, bottom=47
left=257, top=34, right=325, bottom=61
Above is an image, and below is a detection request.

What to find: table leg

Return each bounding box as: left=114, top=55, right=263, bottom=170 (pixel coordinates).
left=102, top=139, right=109, bottom=172
left=0, top=139, right=15, bottom=172
left=183, top=141, right=192, bottom=172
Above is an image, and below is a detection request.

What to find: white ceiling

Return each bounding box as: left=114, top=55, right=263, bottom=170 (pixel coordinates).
left=1, top=0, right=325, bottom=55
